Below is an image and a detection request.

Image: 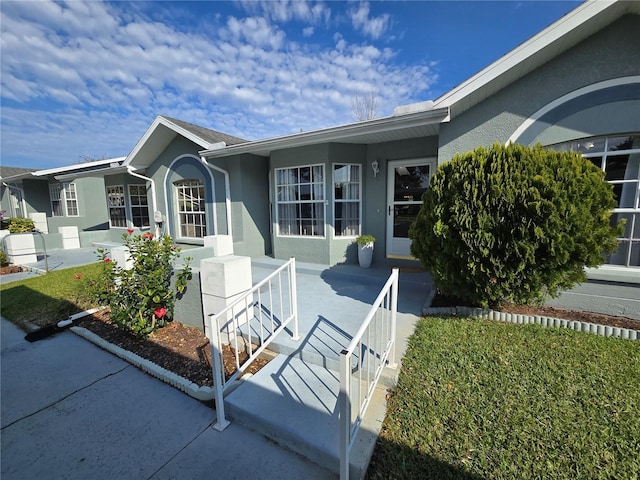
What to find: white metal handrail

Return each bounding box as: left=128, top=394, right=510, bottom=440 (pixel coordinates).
left=209, top=257, right=299, bottom=431
left=339, top=268, right=399, bottom=480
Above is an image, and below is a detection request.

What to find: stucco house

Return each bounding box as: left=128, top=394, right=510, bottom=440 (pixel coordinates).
left=1, top=0, right=638, bottom=316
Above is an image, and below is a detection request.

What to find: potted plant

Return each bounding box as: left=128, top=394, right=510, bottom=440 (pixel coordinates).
left=356, top=234, right=375, bottom=268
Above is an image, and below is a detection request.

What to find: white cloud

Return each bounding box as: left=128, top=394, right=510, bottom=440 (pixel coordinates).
left=303, top=26, right=314, bottom=37
left=0, top=0, right=437, bottom=168
left=349, top=2, right=390, bottom=39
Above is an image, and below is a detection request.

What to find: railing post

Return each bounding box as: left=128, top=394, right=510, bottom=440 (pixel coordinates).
left=339, top=350, right=350, bottom=480
left=289, top=257, right=300, bottom=341
left=209, top=314, right=230, bottom=431
left=389, top=268, right=399, bottom=369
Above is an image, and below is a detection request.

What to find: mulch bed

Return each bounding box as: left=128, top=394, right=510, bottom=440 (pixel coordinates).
left=76, top=309, right=269, bottom=388
left=0, top=265, right=26, bottom=275
left=430, top=292, right=640, bottom=331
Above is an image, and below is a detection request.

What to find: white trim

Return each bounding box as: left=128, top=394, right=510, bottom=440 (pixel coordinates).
left=432, top=2, right=638, bottom=111
left=201, top=107, right=449, bottom=159
left=386, top=158, right=436, bottom=258
left=163, top=154, right=216, bottom=241
left=106, top=185, right=127, bottom=228
left=127, top=184, right=151, bottom=229
left=332, top=163, right=362, bottom=239
left=33, top=157, right=125, bottom=177
left=124, top=116, right=218, bottom=168
left=508, top=76, right=640, bottom=144
left=274, top=164, right=326, bottom=238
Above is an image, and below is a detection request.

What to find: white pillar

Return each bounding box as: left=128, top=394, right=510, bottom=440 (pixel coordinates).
left=200, top=256, right=252, bottom=342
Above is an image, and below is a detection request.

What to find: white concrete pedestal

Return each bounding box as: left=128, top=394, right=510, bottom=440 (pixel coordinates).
left=200, top=256, right=253, bottom=342
left=59, top=226, right=80, bottom=249
left=5, top=234, right=37, bottom=264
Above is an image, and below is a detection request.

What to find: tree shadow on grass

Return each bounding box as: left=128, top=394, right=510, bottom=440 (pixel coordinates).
left=366, top=436, right=484, bottom=480
left=0, top=284, right=85, bottom=332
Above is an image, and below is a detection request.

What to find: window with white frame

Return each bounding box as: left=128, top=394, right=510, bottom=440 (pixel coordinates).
left=49, top=182, right=79, bottom=217
left=276, top=165, right=325, bottom=236
left=106, top=186, right=127, bottom=227
left=128, top=185, right=150, bottom=228
left=175, top=179, right=207, bottom=238
left=333, top=164, right=361, bottom=237
left=548, top=134, right=640, bottom=267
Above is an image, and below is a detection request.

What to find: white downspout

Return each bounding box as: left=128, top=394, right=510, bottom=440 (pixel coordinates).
left=126, top=167, right=160, bottom=237
left=200, top=156, right=233, bottom=238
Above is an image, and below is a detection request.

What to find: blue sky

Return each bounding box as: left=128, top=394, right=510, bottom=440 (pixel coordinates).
left=1, top=0, right=580, bottom=170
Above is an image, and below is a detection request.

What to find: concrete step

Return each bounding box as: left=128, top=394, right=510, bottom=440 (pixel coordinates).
left=224, top=354, right=388, bottom=479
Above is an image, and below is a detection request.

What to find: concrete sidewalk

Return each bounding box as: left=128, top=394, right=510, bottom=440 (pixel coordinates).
left=0, top=317, right=336, bottom=480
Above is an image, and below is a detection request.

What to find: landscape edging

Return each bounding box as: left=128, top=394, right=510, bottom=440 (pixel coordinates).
left=422, top=305, right=639, bottom=341
left=70, top=326, right=215, bottom=401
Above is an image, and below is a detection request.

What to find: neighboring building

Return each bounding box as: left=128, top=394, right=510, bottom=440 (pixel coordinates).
left=1, top=0, right=638, bottom=315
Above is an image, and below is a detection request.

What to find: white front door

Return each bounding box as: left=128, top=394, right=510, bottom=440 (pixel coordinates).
left=386, top=158, right=435, bottom=258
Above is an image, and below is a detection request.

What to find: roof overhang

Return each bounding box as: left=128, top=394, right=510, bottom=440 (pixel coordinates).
left=125, top=116, right=220, bottom=169
left=1, top=157, right=127, bottom=183
left=432, top=0, right=640, bottom=117
left=54, top=165, right=137, bottom=181
left=200, top=106, right=450, bottom=159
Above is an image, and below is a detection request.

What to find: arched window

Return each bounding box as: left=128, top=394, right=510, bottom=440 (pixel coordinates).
left=174, top=179, right=207, bottom=238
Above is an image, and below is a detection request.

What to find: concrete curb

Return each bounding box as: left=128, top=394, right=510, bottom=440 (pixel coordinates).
left=70, top=326, right=215, bottom=401
left=422, top=305, right=639, bottom=340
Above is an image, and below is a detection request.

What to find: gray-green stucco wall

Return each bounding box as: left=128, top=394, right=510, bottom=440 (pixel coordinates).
left=142, top=136, right=270, bottom=257
left=47, top=177, right=110, bottom=232
left=438, top=14, right=640, bottom=162
left=365, top=137, right=439, bottom=265
left=269, top=139, right=438, bottom=266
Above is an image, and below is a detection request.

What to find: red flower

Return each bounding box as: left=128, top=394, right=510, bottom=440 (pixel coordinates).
left=154, top=307, right=166, bottom=318
left=127, top=229, right=134, bottom=234
left=74, top=273, right=83, bottom=280
left=142, top=233, right=153, bottom=239
left=104, top=258, right=111, bottom=263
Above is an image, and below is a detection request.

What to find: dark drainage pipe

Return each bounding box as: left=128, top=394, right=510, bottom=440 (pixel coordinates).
left=25, top=307, right=104, bottom=342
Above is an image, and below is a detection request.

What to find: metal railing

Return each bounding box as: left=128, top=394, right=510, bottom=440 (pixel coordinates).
left=339, top=268, right=399, bottom=480
left=208, top=257, right=300, bottom=431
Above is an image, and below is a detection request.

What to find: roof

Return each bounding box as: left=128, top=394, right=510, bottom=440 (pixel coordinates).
left=1, top=158, right=127, bottom=183
left=431, top=0, right=640, bottom=118
left=200, top=106, right=450, bottom=159
left=0, top=166, right=37, bottom=181
left=160, top=116, right=247, bottom=147
left=124, top=115, right=248, bottom=169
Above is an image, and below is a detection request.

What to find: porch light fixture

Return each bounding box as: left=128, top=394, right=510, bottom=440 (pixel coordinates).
left=371, top=159, right=380, bottom=177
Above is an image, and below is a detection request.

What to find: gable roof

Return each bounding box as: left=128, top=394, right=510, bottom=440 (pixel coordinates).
left=431, top=0, right=640, bottom=118
left=124, top=115, right=248, bottom=169
left=0, top=166, right=37, bottom=181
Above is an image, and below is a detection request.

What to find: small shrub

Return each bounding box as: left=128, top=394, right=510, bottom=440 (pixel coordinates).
left=356, top=234, right=375, bottom=246
left=0, top=249, right=6, bottom=266
left=2, top=217, right=35, bottom=233
left=409, top=143, right=621, bottom=308
left=92, top=231, right=192, bottom=337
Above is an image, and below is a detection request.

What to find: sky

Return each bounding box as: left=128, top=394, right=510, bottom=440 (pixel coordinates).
left=1, top=0, right=581, bottom=170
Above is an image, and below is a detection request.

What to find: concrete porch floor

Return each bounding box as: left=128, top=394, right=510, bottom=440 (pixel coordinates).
left=219, top=257, right=432, bottom=477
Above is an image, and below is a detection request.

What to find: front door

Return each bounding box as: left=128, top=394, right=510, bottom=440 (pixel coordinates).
left=386, top=158, right=435, bottom=258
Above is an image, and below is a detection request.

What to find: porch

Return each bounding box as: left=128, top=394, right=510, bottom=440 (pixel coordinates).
left=214, top=256, right=431, bottom=478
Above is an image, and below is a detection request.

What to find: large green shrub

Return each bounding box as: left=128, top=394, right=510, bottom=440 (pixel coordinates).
left=409, top=143, right=621, bottom=308
left=93, top=231, right=192, bottom=337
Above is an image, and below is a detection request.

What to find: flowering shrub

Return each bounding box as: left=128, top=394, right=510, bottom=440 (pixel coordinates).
left=93, top=232, right=192, bottom=337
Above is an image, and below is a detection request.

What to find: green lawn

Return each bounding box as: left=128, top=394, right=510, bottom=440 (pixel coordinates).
left=367, top=317, right=640, bottom=480
left=0, top=263, right=102, bottom=329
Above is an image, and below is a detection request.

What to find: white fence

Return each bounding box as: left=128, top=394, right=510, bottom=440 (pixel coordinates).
left=338, top=268, right=399, bottom=480
left=208, top=257, right=300, bottom=431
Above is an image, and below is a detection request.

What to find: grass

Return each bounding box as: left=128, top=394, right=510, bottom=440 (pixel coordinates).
left=367, top=317, right=640, bottom=480
left=0, top=263, right=103, bottom=329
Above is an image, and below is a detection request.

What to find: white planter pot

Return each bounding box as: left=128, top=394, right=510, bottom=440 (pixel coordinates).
left=358, top=243, right=374, bottom=268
